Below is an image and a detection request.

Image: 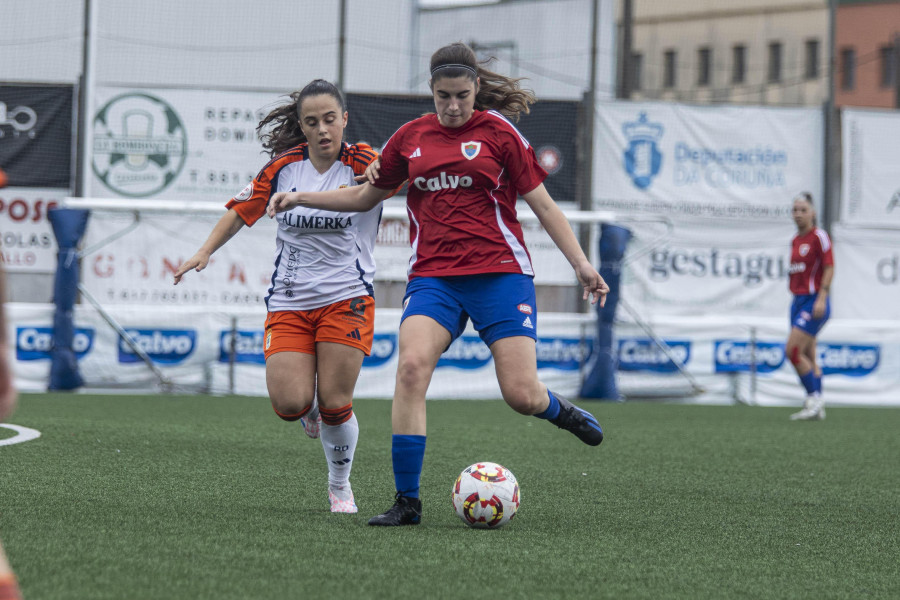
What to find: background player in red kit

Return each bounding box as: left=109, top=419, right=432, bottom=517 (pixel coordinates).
left=786, top=192, right=834, bottom=421
left=268, top=42, right=609, bottom=526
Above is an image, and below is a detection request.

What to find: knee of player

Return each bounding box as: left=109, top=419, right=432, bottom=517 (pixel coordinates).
left=270, top=398, right=313, bottom=421
left=395, top=353, right=436, bottom=389
left=500, top=381, right=544, bottom=415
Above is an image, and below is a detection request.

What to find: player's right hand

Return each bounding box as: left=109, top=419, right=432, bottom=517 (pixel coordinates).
left=267, top=192, right=302, bottom=217
left=173, top=253, right=209, bottom=285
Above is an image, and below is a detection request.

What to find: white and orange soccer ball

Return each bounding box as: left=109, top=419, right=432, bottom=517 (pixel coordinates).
left=451, top=462, right=520, bottom=529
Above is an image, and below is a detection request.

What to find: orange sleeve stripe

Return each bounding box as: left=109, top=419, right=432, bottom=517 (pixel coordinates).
left=225, top=145, right=309, bottom=225
left=342, top=143, right=379, bottom=176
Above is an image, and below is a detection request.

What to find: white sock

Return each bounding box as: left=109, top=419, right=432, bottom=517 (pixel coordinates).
left=320, top=412, right=359, bottom=489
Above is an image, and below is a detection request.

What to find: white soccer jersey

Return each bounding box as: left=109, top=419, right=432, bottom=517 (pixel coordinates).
left=227, top=143, right=382, bottom=311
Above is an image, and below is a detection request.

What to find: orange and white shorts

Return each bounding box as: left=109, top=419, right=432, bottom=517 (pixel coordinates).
left=264, top=296, right=375, bottom=359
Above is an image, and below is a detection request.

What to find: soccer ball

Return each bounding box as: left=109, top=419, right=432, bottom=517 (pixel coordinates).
left=451, top=462, right=520, bottom=529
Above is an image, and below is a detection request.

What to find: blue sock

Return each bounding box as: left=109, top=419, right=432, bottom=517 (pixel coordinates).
left=798, top=371, right=816, bottom=395
left=392, top=434, right=426, bottom=499
left=812, top=374, right=822, bottom=395
left=534, top=390, right=561, bottom=421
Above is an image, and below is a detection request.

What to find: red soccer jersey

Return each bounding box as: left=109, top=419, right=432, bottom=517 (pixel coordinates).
left=373, top=110, right=547, bottom=279
left=789, top=228, right=834, bottom=295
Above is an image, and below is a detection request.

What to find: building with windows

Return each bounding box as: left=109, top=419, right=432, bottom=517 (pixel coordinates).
left=619, top=0, right=900, bottom=108
left=621, top=0, right=830, bottom=106
left=835, top=0, right=900, bottom=107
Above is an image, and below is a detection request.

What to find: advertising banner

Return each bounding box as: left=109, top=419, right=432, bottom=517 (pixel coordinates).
left=594, top=101, right=823, bottom=220
left=10, top=305, right=594, bottom=400
left=613, top=315, right=900, bottom=408
left=0, top=187, right=66, bottom=273
left=89, top=87, right=284, bottom=200
left=841, top=108, right=900, bottom=228
left=80, top=211, right=277, bottom=307
left=89, top=88, right=581, bottom=206
left=621, top=216, right=796, bottom=318
left=0, top=84, right=74, bottom=188
left=11, top=303, right=897, bottom=406
left=831, top=223, right=900, bottom=320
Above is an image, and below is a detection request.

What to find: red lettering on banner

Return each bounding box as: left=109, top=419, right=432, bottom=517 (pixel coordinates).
left=0, top=197, right=59, bottom=222
left=161, top=258, right=181, bottom=279
left=228, top=263, right=246, bottom=284
left=2, top=251, right=37, bottom=266
left=128, top=257, right=149, bottom=278
left=93, top=254, right=114, bottom=277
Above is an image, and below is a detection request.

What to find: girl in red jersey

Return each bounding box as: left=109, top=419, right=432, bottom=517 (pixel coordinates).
left=175, top=80, right=384, bottom=513
left=787, top=192, right=834, bottom=421
left=268, top=43, right=610, bottom=526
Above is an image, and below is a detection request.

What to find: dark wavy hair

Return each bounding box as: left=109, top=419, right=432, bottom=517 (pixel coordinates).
left=429, top=42, right=536, bottom=122
left=257, top=79, right=346, bottom=157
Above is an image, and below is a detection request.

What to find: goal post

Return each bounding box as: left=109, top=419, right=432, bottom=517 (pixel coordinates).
left=46, top=196, right=625, bottom=398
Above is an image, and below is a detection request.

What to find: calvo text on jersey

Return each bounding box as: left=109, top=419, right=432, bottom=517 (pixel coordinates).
left=413, top=171, right=474, bottom=192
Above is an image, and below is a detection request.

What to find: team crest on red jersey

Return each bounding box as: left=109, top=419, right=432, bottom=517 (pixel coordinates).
left=799, top=243, right=810, bottom=257
left=461, top=141, right=482, bottom=160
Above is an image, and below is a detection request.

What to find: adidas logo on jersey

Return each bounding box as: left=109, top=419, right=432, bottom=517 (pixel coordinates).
left=522, top=316, right=533, bottom=329
left=408, top=147, right=422, bottom=159
left=413, top=171, right=474, bottom=192
left=346, top=328, right=362, bottom=340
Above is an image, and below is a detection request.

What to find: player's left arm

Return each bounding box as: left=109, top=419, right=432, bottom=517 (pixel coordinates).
left=521, top=183, right=609, bottom=306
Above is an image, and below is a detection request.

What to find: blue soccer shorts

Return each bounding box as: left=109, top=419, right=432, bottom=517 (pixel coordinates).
left=401, top=273, right=538, bottom=346
left=790, top=293, right=830, bottom=336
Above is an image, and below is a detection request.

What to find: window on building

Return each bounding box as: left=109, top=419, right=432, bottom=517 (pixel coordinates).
left=805, top=39, right=820, bottom=80
left=664, top=50, right=676, bottom=88
left=698, top=47, right=711, bottom=86
left=841, top=47, right=856, bottom=90
left=631, top=52, right=643, bottom=91
left=768, top=42, right=782, bottom=83
left=732, top=45, right=746, bottom=84
left=880, top=45, right=895, bottom=88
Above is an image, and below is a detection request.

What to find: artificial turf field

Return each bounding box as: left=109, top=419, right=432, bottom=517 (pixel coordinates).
left=1, top=393, right=898, bottom=600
